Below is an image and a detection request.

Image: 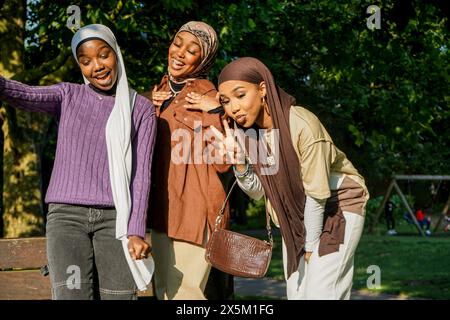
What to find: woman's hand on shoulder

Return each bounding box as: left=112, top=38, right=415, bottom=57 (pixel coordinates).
left=152, top=85, right=172, bottom=107
left=127, top=235, right=151, bottom=260
left=183, top=91, right=220, bottom=112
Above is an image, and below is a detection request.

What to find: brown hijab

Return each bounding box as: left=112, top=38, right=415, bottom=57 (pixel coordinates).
left=218, top=57, right=306, bottom=277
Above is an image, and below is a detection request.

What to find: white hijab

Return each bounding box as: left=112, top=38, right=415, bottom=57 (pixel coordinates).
left=71, top=24, right=153, bottom=291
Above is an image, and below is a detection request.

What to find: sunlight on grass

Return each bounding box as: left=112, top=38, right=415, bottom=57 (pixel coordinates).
left=353, top=233, right=450, bottom=299
left=266, top=232, right=450, bottom=299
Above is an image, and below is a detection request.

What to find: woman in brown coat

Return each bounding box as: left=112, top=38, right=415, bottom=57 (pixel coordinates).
left=147, top=21, right=229, bottom=300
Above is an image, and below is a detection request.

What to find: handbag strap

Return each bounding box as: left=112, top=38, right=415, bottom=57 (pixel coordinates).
left=214, top=179, right=273, bottom=246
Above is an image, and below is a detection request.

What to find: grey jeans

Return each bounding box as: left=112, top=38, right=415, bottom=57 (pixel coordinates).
left=46, top=203, right=137, bottom=300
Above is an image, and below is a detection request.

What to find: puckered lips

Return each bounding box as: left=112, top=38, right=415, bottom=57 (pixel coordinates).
left=235, top=114, right=247, bottom=126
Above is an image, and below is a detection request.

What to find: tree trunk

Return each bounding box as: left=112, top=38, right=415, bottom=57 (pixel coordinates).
left=0, top=113, right=3, bottom=236
left=0, top=0, right=45, bottom=237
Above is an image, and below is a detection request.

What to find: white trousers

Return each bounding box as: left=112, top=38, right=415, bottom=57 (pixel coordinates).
left=283, top=211, right=365, bottom=300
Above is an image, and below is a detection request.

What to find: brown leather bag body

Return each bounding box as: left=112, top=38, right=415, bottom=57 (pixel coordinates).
left=205, top=181, right=273, bottom=278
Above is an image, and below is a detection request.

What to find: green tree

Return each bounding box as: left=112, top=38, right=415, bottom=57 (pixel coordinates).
left=1, top=0, right=448, bottom=236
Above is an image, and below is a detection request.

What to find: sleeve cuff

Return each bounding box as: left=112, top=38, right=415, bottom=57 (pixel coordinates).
left=207, top=106, right=224, bottom=115
left=127, top=221, right=146, bottom=239
left=127, top=231, right=146, bottom=239
left=304, top=239, right=320, bottom=252
left=233, top=163, right=251, bottom=178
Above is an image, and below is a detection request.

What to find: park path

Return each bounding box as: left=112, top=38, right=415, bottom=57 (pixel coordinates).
left=234, top=277, right=424, bottom=300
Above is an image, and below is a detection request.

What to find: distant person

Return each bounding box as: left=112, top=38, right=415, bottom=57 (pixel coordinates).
left=444, top=215, right=450, bottom=233
left=415, top=207, right=431, bottom=236
left=385, top=200, right=397, bottom=235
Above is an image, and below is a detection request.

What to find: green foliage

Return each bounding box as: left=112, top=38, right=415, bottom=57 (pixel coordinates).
left=5, top=0, right=450, bottom=196
left=244, top=198, right=267, bottom=229
left=364, top=195, right=384, bottom=232
left=246, top=198, right=266, bottom=218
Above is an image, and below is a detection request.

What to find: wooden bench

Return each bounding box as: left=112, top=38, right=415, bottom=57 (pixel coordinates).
left=0, top=236, right=154, bottom=300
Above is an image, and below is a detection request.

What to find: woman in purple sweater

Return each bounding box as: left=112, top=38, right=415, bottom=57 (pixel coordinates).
left=0, top=24, right=156, bottom=299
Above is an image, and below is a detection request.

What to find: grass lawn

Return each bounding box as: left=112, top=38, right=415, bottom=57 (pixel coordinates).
left=352, top=233, right=450, bottom=299
left=264, top=231, right=450, bottom=299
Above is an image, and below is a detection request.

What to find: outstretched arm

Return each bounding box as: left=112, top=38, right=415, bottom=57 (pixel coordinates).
left=0, top=75, right=64, bottom=116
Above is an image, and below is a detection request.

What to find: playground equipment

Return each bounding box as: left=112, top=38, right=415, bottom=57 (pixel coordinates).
left=369, top=175, right=450, bottom=236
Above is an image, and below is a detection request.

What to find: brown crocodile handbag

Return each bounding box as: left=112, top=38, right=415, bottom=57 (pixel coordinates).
left=205, top=180, right=273, bottom=278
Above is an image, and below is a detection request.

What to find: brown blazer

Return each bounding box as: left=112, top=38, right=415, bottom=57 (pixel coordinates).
left=148, top=75, right=231, bottom=246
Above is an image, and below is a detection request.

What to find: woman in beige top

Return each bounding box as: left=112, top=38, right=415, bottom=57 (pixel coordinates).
left=214, top=57, right=369, bottom=300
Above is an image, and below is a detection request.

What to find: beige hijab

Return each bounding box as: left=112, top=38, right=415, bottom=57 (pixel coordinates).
left=169, top=21, right=218, bottom=81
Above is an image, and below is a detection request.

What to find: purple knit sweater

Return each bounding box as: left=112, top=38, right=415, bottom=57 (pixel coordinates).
left=0, top=76, right=156, bottom=238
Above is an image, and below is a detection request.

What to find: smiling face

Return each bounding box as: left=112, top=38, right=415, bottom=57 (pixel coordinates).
left=219, top=80, right=267, bottom=128
left=76, top=39, right=118, bottom=91
left=167, top=31, right=202, bottom=80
